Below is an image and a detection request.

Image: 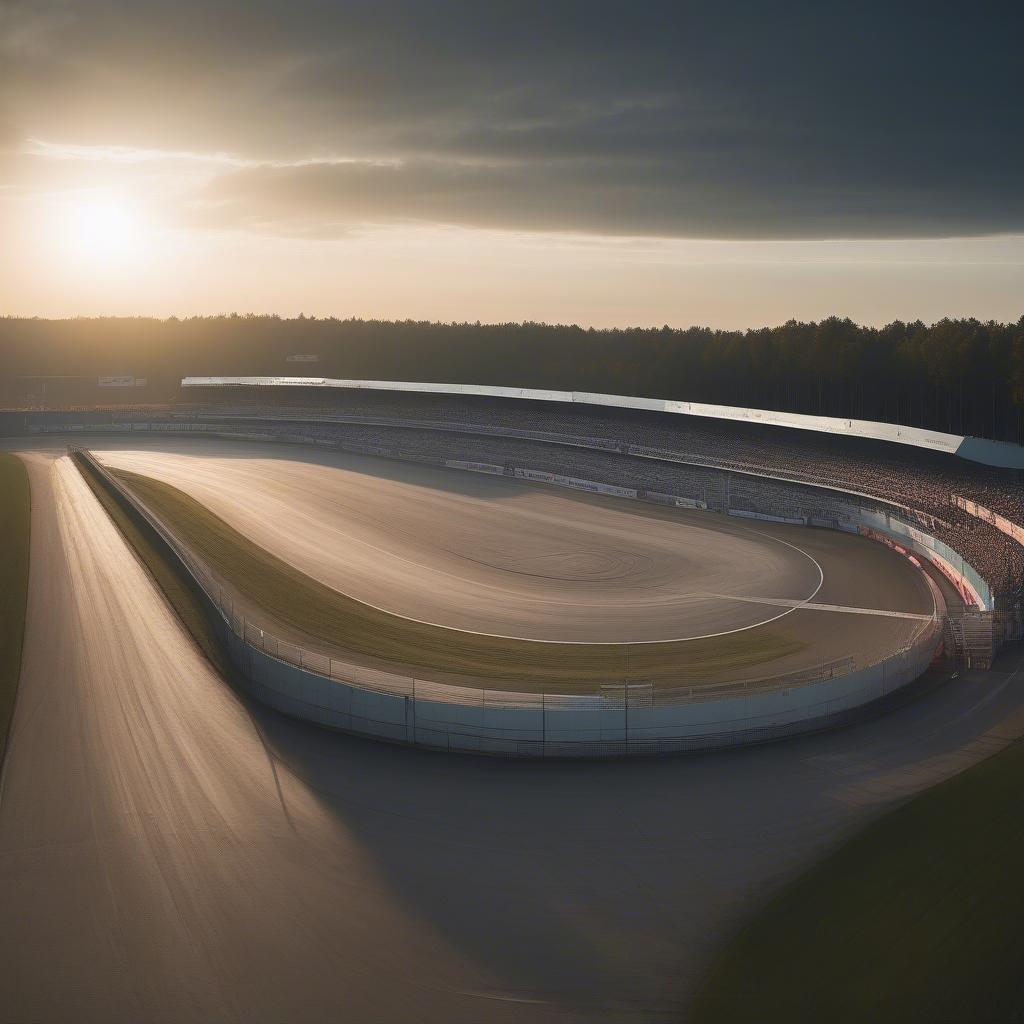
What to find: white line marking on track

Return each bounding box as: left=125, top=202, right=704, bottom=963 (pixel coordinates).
left=703, top=593, right=933, bottom=620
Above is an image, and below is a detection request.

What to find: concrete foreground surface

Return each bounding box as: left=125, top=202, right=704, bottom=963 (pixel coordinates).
left=1, top=446, right=1022, bottom=1024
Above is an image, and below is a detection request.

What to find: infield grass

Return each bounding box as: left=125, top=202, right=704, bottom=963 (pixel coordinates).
left=110, top=465, right=804, bottom=692
left=0, top=454, right=30, bottom=763
left=691, top=721, right=1024, bottom=1023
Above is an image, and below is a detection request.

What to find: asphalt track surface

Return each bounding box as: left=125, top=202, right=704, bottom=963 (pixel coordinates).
left=94, top=439, right=933, bottom=682
left=3, top=444, right=1023, bottom=1024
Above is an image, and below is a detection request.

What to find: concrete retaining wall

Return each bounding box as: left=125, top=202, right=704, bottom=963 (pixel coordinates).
left=214, top=620, right=940, bottom=757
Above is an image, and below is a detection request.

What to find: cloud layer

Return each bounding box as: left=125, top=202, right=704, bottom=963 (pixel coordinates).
left=3, top=0, right=1023, bottom=239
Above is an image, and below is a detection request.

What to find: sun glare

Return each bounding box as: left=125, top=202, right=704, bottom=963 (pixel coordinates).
left=61, top=195, right=143, bottom=263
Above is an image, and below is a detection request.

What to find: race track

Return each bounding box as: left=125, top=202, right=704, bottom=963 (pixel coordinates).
left=2, top=444, right=1022, bottom=1024
left=96, top=440, right=933, bottom=680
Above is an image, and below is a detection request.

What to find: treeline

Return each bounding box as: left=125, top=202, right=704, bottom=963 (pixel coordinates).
left=2, top=315, right=1023, bottom=442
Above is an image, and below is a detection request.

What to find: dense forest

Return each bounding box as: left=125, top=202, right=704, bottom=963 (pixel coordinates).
left=2, top=315, right=1023, bottom=443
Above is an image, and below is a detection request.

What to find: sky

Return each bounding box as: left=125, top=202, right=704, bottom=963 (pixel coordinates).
left=1, top=0, right=1022, bottom=328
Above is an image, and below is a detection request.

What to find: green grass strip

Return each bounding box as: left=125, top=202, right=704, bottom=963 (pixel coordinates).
left=71, top=452, right=230, bottom=678
left=111, top=466, right=803, bottom=692
left=691, top=735, right=1024, bottom=1023
left=0, top=454, right=30, bottom=764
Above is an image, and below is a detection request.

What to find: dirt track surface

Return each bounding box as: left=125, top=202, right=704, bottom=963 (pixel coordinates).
left=99, top=443, right=820, bottom=642
left=0, top=444, right=1022, bottom=1023
left=94, top=441, right=932, bottom=683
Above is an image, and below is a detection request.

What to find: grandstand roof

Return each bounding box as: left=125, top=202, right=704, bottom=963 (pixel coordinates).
left=181, top=376, right=1024, bottom=470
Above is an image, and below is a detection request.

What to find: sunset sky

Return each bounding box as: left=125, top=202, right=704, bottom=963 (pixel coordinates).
left=2, top=1, right=1022, bottom=327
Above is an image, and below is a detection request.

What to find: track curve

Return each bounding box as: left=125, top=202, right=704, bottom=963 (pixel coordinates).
left=97, top=442, right=928, bottom=660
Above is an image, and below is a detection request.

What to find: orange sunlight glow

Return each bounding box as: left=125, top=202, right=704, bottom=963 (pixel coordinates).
left=60, top=194, right=143, bottom=264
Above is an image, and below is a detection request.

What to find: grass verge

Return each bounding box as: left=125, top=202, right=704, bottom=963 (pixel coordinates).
left=71, top=452, right=230, bottom=678
left=0, top=454, right=30, bottom=764
left=110, top=465, right=804, bottom=692
left=690, top=730, right=1024, bottom=1023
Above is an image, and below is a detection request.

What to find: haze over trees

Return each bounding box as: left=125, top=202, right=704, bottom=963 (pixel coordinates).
left=2, top=315, right=1023, bottom=444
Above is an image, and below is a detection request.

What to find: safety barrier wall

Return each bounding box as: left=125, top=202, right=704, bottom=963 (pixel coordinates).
left=856, top=507, right=994, bottom=609
left=71, top=446, right=945, bottom=757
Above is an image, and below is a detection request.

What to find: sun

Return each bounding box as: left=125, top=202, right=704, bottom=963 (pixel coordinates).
left=62, top=194, right=143, bottom=263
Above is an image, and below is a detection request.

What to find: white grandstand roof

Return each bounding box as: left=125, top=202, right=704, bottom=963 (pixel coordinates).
left=180, top=376, right=1024, bottom=469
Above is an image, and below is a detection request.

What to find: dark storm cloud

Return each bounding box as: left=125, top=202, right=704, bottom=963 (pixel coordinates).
left=5, top=0, right=1024, bottom=238
left=195, top=157, right=1024, bottom=241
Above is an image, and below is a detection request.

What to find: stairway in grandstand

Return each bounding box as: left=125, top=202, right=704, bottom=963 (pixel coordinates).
left=944, top=612, right=999, bottom=669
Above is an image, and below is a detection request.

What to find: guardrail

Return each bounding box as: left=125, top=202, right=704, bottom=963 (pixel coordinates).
left=70, top=445, right=946, bottom=757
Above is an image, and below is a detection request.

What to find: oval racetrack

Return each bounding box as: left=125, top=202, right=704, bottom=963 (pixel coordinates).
left=2, top=441, right=1022, bottom=1024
